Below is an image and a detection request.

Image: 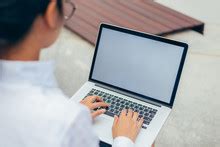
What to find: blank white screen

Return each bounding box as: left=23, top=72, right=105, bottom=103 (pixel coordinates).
left=92, top=28, right=184, bottom=103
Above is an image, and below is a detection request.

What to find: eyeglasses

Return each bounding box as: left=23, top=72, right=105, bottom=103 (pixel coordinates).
left=63, top=0, right=76, bottom=21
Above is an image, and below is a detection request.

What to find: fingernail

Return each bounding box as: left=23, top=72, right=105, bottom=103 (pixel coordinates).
left=102, top=109, right=106, bottom=112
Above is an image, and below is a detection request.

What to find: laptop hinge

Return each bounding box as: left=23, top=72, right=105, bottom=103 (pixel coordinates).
left=95, top=83, right=162, bottom=108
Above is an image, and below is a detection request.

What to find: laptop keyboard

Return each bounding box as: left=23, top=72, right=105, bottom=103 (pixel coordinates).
left=84, top=88, right=158, bottom=129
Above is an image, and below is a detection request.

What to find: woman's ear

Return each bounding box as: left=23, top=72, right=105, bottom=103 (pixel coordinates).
left=44, top=1, right=60, bottom=29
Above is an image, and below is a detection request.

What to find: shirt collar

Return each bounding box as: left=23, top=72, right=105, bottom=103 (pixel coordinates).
left=0, top=60, right=58, bottom=88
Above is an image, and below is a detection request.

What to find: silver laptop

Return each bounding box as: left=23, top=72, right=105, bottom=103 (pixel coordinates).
left=71, top=24, right=188, bottom=147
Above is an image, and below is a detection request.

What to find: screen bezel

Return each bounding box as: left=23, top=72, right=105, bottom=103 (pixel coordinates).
left=89, top=23, right=188, bottom=108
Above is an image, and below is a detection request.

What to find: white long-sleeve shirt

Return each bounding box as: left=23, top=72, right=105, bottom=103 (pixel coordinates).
left=0, top=60, right=134, bottom=147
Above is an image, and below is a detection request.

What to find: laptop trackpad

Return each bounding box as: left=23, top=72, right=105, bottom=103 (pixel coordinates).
left=93, top=115, right=114, bottom=145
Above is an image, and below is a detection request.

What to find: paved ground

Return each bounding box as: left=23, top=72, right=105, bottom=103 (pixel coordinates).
left=40, top=0, right=220, bottom=146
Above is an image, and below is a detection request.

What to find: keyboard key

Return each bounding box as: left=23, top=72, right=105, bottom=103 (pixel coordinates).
left=106, top=100, right=111, bottom=103
left=116, top=99, right=120, bottom=102
left=103, top=95, right=108, bottom=99
left=105, top=111, right=115, bottom=117
left=144, top=109, right=149, bottom=112
left=106, top=96, right=112, bottom=100
left=119, top=107, right=123, bottom=111
left=115, top=110, right=119, bottom=115
left=149, top=115, right=154, bottom=118
left=111, top=105, right=115, bottom=108
left=121, top=101, right=125, bottom=104
left=142, top=126, right=147, bottom=129
left=153, top=109, right=157, bottom=112
left=138, top=104, right=142, bottom=107
left=140, top=111, right=144, bottom=115
left=144, top=113, right=149, bottom=117
left=130, top=104, right=134, bottom=107
left=146, top=117, right=152, bottom=121
left=134, top=108, right=138, bottom=112
left=109, top=109, right=114, bottom=113
left=116, top=103, right=120, bottom=106
left=144, top=120, right=150, bottom=125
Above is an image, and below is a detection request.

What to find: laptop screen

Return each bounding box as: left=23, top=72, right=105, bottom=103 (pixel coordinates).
left=90, top=25, right=187, bottom=105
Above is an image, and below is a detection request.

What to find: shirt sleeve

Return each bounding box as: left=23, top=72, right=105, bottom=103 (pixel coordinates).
left=112, top=136, right=134, bottom=147
left=62, top=105, right=99, bottom=147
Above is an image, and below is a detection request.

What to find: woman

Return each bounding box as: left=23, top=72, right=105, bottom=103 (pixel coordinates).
left=0, top=0, right=146, bottom=147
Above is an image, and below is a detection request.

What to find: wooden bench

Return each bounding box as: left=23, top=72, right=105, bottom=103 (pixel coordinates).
left=65, top=0, right=204, bottom=45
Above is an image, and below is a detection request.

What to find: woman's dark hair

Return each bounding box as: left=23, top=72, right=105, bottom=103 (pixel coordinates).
left=0, top=0, right=63, bottom=50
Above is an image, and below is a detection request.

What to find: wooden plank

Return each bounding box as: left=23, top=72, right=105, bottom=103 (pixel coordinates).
left=126, top=1, right=191, bottom=27
left=65, top=0, right=204, bottom=45
left=143, top=1, right=202, bottom=25
left=82, top=0, right=148, bottom=31
left=102, top=0, right=169, bottom=32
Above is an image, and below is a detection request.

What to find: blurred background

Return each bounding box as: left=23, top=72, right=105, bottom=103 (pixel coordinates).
left=40, top=0, right=220, bottom=146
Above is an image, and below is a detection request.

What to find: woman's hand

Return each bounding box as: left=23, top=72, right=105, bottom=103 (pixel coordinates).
left=80, top=96, right=109, bottom=119
left=112, top=109, right=144, bottom=142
